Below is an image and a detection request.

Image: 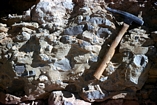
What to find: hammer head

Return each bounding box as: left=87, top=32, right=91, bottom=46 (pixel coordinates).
left=106, top=7, right=144, bottom=25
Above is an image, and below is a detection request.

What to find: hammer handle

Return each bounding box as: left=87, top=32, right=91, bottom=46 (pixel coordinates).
left=94, top=23, right=129, bottom=80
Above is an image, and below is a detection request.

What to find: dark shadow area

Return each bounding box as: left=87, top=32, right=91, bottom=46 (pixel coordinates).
left=0, top=0, right=37, bottom=24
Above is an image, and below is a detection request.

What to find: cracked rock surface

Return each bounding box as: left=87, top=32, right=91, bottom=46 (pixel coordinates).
left=0, top=0, right=157, bottom=104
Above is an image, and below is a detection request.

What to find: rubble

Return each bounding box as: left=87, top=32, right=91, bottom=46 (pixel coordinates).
left=0, top=0, right=157, bottom=104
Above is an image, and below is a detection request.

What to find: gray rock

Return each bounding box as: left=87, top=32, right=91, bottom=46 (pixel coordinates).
left=77, top=31, right=104, bottom=45
left=78, top=40, right=91, bottom=48
left=85, top=16, right=90, bottom=21
left=79, top=6, right=92, bottom=15
left=80, top=85, right=108, bottom=102
left=31, top=0, right=73, bottom=26
left=39, top=54, right=51, bottom=62
left=60, top=35, right=72, bottom=44
left=64, top=25, right=84, bottom=35
left=22, top=32, right=31, bottom=41
left=14, top=64, right=26, bottom=76
left=53, top=43, right=71, bottom=59
left=97, top=28, right=111, bottom=38
left=89, top=54, right=98, bottom=63
left=22, top=9, right=31, bottom=21
left=54, top=58, right=71, bottom=71
left=89, top=17, right=112, bottom=26
left=133, top=55, right=147, bottom=67
left=84, top=23, right=94, bottom=31
left=15, top=32, right=30, bottom=42
left=62, top=0, right=74, bottom=10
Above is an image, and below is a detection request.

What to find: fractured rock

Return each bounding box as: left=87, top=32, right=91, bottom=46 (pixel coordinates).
left=31, top=0, right=73, bottom=26
left=120, top=28, right=149, bottom=54
left=64, top=25, right=84, bottom=35
left=54, top=58, right=71, bottom=71
left=80, top=85, right=108, bottom=102
left=0, top=26, right=8, bottom=33
left=53, top=42, right=71, bottom=59
left=89, top=17, right=113, bottom=28
left=15, top=32, right=31, bottom=42
left=97, top=28, right=112, bottom=38
left=77, top=31, right=104, bottom=45
left=11, top=22, right=39, bottom=30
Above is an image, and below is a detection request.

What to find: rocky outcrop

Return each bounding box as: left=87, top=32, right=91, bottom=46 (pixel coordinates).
left=0, top=0, right=157, bottom=104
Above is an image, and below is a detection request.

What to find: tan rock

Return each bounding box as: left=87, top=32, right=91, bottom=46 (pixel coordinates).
left=12, top=22, right=39, bottom=30
left=0, top=26, right=8, bottom=33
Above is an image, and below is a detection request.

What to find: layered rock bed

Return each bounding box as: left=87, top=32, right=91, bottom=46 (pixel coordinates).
left=0, top=0, right=157, bottom=105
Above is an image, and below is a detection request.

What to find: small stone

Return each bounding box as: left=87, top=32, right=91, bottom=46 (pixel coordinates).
left=84, top=23, right=94, bottom=31
left=54, top=58, right=71, bottom=71
left=22, top=9, right=31, bottom=21
left=60, top=35, right=72, bottom=44
left=39, top=75, right=48, bottom=82
left=89, top=17, right=113, bottom=27
left=14, top=31, right=30, bottom=42
left=12, top=22, right=39, bottom=30
left=133, top=55, right=148, bottom=67
left=97, top=28, right=111, bottom=38
left=80, top=85, right=108, bottom=102
left=14, top=64, right=26, bottom=76
left=64, top=25, right=84, bottom=35
left=46, top=34, right=57, bottom=43
left=38, top=83, right=45, bottom=89
left=53, top=43, right=71, bottom=59
left=39, top=54, right=51, bottom=62
left=0, top=26, right=8, bottom=33
left=21, top=32, right=31, bottom=41
left=0, top=33, right=8, bottom=40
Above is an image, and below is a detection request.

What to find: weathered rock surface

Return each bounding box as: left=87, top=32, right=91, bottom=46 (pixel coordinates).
left=0, top=0, right=157, bottom=104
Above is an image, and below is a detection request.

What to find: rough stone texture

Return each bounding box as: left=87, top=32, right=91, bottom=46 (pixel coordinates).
left=31, top=0, right=73, bottom=26
left=0, top=0, right=157, bottom=104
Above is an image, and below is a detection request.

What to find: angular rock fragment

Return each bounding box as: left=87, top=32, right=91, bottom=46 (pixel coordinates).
left=0, top=26, right=8, bottom=33
left=89, top=17, right=113, bottom=28
left=54, top=58, right=71, bottom=71
left=32, top=0, right=73, bottom=26
left=53, top=43, right=71, bottom=59
left=11, top=22, right=39, bottom=30
left=14, top=64, right=26, bottom=76
left=15, top=32, right=30, bottom=42
left=64, top=25, right=84, bottom=35
left=80, top=85, right=108, bottom=102
left=97, top=28, right=112, bottom=38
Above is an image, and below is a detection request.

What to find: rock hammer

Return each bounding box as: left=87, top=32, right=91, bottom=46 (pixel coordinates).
left=93, top=7, right=144, bottom=80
